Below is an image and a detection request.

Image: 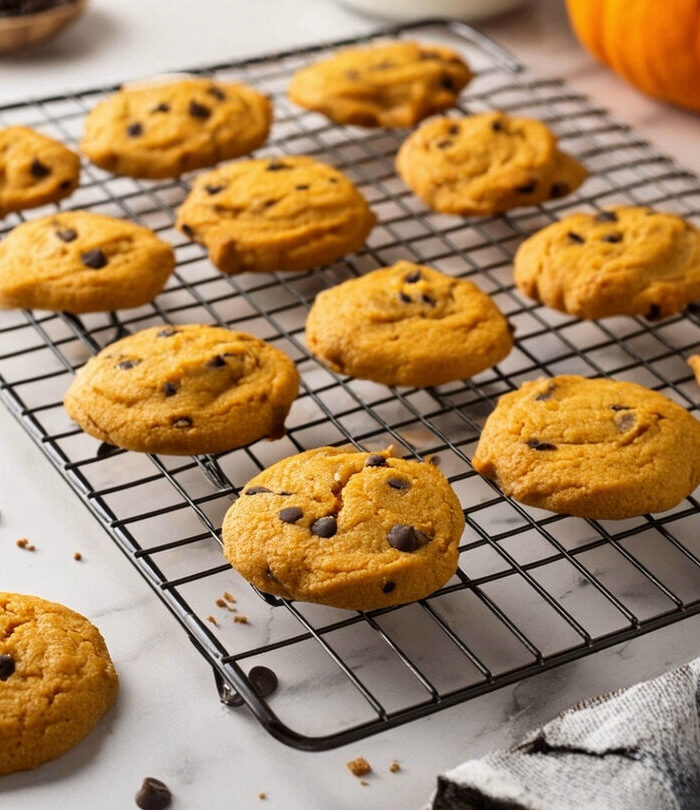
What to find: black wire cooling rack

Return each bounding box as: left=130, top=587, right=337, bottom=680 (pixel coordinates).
left=1, top=19, right=699, bottom=751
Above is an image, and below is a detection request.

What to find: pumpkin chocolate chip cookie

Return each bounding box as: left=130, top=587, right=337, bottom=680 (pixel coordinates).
left=306, top=260, right=514, bottom=387
left=396, top=111, right=587, bottom=216
left=0, top=212, right=175, bottom=313
left=81, top=77, right=271, bottom=179
left=514, top=207, right=700, bottom=320
left=176, top=156, right=376, bottom=274
left=222, top=446, right=465, bottom=610
left=0, top=126, right=80, bottom=218
left=0, top=592, right=118, bottom=776
left=64, top=324, right=299, bottom=455
left=472, top=375, right=700, bottom=519
left=288, top=40, right=472, bottom=128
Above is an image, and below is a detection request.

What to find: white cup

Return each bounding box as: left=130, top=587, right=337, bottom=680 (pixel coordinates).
left=337, top=0, right=530, bottom=22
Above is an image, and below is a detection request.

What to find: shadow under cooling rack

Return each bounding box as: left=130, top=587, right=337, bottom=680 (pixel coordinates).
left=0, top=19, right=699, bottom=750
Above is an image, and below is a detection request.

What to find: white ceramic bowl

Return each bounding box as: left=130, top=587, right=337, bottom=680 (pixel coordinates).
left=338, top=0, right=529, bottom=23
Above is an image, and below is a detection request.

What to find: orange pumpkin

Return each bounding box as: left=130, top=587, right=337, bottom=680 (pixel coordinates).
left=566, top=0, right=700, bottom=113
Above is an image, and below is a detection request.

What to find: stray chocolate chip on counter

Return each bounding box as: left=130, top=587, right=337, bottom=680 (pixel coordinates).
left=249, top=665, right=278, bottom=698
left=135, top=777, right=172, bottom=810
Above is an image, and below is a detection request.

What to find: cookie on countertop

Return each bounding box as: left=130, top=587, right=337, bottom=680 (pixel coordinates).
left=0, top=126, right=80, bottom=218
left=472, top=375, right=700, bottom=519
left=395, top=112, right=587, bottom=216
left=288, top=39, right=472, bottom=128
left=514, top=207, right=700, bottom=320
left=81, top=77, right=272, bottom=179
left=0, top=212, right=175, bottom=313
left=222, top=446, right=465, bottom=610
left=176, top=156, right=376, bottom=274
left=0, top=592, right=118, bottom=776
left=64, top=324, right=299, bottom=455
left=306, top=260, right=514, bottom=387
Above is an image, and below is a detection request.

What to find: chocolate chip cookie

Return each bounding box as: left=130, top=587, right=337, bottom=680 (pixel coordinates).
left=64, top=324, right=299, bottom=455
left=0, top=592, right=118, bottom=776
left=176, top=156, right=376, bottom=274
left=81, top=77, right=272, bottom=179
left=0, top=126, right=79, bottom=218
left=306, top=260, right=514, bottom=387
left=288, top=40, right=472, bottom=128
left=0, top=212, right=175, bottom=313
left=395, top=112, right=587, bottom=216
left=472, top=375, right=700, bottom=519
left=222, top=446, right=465, bottom=610
left=514, top=207, right=700, bottom=320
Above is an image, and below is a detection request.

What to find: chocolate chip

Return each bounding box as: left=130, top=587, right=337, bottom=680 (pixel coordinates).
left=126, top=122, right=143, bottom=137
left=97, top=442, right=119, bottom=459
left=387, top=477, right=410, bottom=491
left=263, top=199, right=276, bottom=208
left=491, top=120, right=503, bottom=132
left=507, top=321, right=516, bottom=334
left=646, top=304, right=662, bottom=321
left=567, top=231, right=585, bottom=244
left=56, top=227, right=77, bottom=242
left=437, top=139, right=453, bottom=149
left=116, top=359, right=140, bottom=370
left=135, top=777, right=172, bottom=810
left=595, top=210, right=618, bottom=223
left=615, top=411, right=636, bottom=431
left=388, top=524, right=430, bottom=553
left=172, top=417, right=193, bottom=428
left=515, top=181, right=537, bottom=194
left=610, top=404, right=630, bottom=411
left=279, top=507, right=303, bottom=524
left=535, top=386, right=555, bottom=402
left=448, top=124, right=459, bottom=135
left=248, top=665, right=278, bottom=698
left=405, top=271, right=421, bottom=283
left=346, top=69, right=360, bottom=79
left=365, top=454, right=386, bottom=467
left=189, top=100, right=211, bottom=119
left=30, top=157, right=50, bottom=178
left=266, top=161, right=290, bottom=171
left=157, top=327, right=178, bottom=337
left=59, top=179, right=72, bottom=190
left=526, top=439, right=557, bottom=451
left=207, top=354, right=227, bottom=368
left=81, top=248, right=107, bottom=269
left=163, top=382, right=177, bottom=397
left=295, top=184, right=310, bottom=190
left=382, top=582, right=395, bottom=594
left=0, top=654, right=15, bottom=681
left=440, top=75, right=455, bottom=90
left=244, top=486, right=271, bottom=495
left=310, top=516, right=337, bottom=538
left=601, top=232, right=623, bottom=243
left=207, top=86, right=226, bottom=100
left=181, top=224, right=194, bottom=239
left=151, top=103, right=170, bottom=113
left=550, top=182, right=569, bottom=198
left=422, top=294, right=436, bottom=306
left=205, top=184, right=224, bottom=195
left=328, top=177, right=338, bottom=184
left=399, top=291, right=412, bottom=304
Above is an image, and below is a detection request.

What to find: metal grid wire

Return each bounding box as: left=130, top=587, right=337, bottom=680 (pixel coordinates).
left=1, top=20, right=699, bottom=751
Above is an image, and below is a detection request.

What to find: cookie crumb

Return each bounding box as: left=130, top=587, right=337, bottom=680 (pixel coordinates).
left=347, top=757, right=372, bottom=777
left=258, top=792, right=267, bottom=800
left=215, top=598, right=226, bottom=608
left=234, top=615, right=248, bottom=624
left=389, top=761, right=401, bottom=773
left=16, top=538, right=36, bottom=551
left=360, top=779, right=369, bottom=786
left=73, top=551, right=83, bottom=561
left=206, top=615, right=218, bottom=626
left=224, top=591, right=236, bottom=603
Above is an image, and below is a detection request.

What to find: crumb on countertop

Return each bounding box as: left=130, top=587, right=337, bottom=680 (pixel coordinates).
left=389, top=761, right=401, bottom=773
left=73, top=551, right=82, bottom=561
left=224, top=591, right=236, bottom=603
left=206, top=615, right=218, bottom=626
left=234, top=615, right=248, bottom=624
left=16, top=538, right=36, bottom=551
left=258, top=792, right=267, bottom=800
left=347, top=757, right=372, bottom=777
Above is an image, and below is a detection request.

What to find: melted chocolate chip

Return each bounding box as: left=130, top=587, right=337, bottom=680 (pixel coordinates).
left=388, top=524, right=430, bottom=553
left=567, top=231, right=585, bottom=244
left=437, top=139, right=453, bottom=149
left=422, top=294, right=436, bottom=306
left=387, top=477, right=411, bottom=491
left=279, top=506, right=303, bottom=524
left=399, top=291, right=412, bottom=304
left=295, top=184, right=310, bottom=191
left=615, top=411, right=636, bottom=431
left=56, top=227, right=77, bottom=243
left=0, top=654, right=15, bottom=681
left=126, top=122, right=143, bottom=137
left=365, top=454, right=386, bottom=467
left=328, top=177, right=338, bottom=184
left=595, top=210, right=618, bottom=223
left=205, top=184, right=224, bottom=195
left=405, top=271, right=421, bottom=283
left=207, top=354, right=227, bottom=368
left=151, top=103, right=170, bottom=113
left=601, top=232, right=623, bottom=243
left=610, top=404, right=630, bottom=411
left=163, top=382, right=177, bottom=397
left=535, top=386, right=556, bottom=402
left=207, top=86, right=226, bottom=100
left=189, top=100, right=211, bottom=119
left=59, top=179, right=72, bottom=190
left=81, top=248, right=107, bottom=269
left=157, top=327, right=178, bottom=337
left=172, top=417, right=193, bottom=428
left=310, top=516, right=337, bottom=538
left=550, top=182, right=569, bottom=199
left=491, top=120, right=503, bottom=132
left=266, top=161, right=290, bottom=172
left=448, top=124, right=460, bottom=135
left=248, top=665, right=278, bottom=698
left=382, top=581, right=395, bottom=594
left=646, top=304, right=662, bottom=321
left=440, top=75, right=455, bottom=91
left=135, top=777, right=172, bottom=810
left=30, top=157, right=50, bottom=178
left=116, top=359, right=140, bottom=370
left=526, top=439, right=557, bottom=451
left=515, top=181, right=537, bottom=194
left=244, top=486, right=271, bottom=495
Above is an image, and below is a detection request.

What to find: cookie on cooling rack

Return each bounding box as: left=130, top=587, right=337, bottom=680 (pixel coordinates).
left=395, top=111, right=587, bottom=216
left=288, top=39, right=472, bottom=128
left=64, top=324, right=299, bottom=455
left=306, top=260, right=514, bottom=387
left=222, top=446, right=465, bottom=610
left=0, top=212, right=175, bottom=313
left=176, top=155, right=376, bottom=274
left=514, top=207, right=700, bottom=321
left=472, top=375, right=700, bottom=519
left=0, top=126, right=80, bottom=218
left=81, top=77, right=272, bottom=179
left=0, top=592, right=118, bottom=776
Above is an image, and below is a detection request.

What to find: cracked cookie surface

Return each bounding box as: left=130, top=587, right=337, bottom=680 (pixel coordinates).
left=0, top=212, right=175, bottom=313
left=176, top=155, right=376, bottom=274
left=306, top=260, right=513, bottom=387
left=472, top=375, right=700, bottom=519
left=0, top=126, right=80, bottom=218
left=64, top=324, right=299, bottom=455
left=81, top=77, right=271, bottom=179
left=222, top=446, right=465, bottom=610
left=0, top=592, right=118, bottom=776
left=396, top=112, right=587, bottom=216
left=288, top=39, right=472, bottom=128
left=514, top=207, right=700, bottom=320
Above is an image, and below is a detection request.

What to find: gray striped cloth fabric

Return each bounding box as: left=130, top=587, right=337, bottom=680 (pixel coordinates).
left=428, top=658, right=700, bottom=810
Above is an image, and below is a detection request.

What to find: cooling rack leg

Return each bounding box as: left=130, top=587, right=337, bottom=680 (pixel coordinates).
left=214, top=668, right=244, bottom=708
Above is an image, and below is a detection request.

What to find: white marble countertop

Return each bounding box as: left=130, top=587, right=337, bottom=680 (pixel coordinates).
left=1, top=2, right=699, bottom=809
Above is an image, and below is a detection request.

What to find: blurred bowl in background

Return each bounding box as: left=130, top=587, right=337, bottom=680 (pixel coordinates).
left=0, top=0, right=88, bottom=53
left=338, top=0, right=530, bottom=23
